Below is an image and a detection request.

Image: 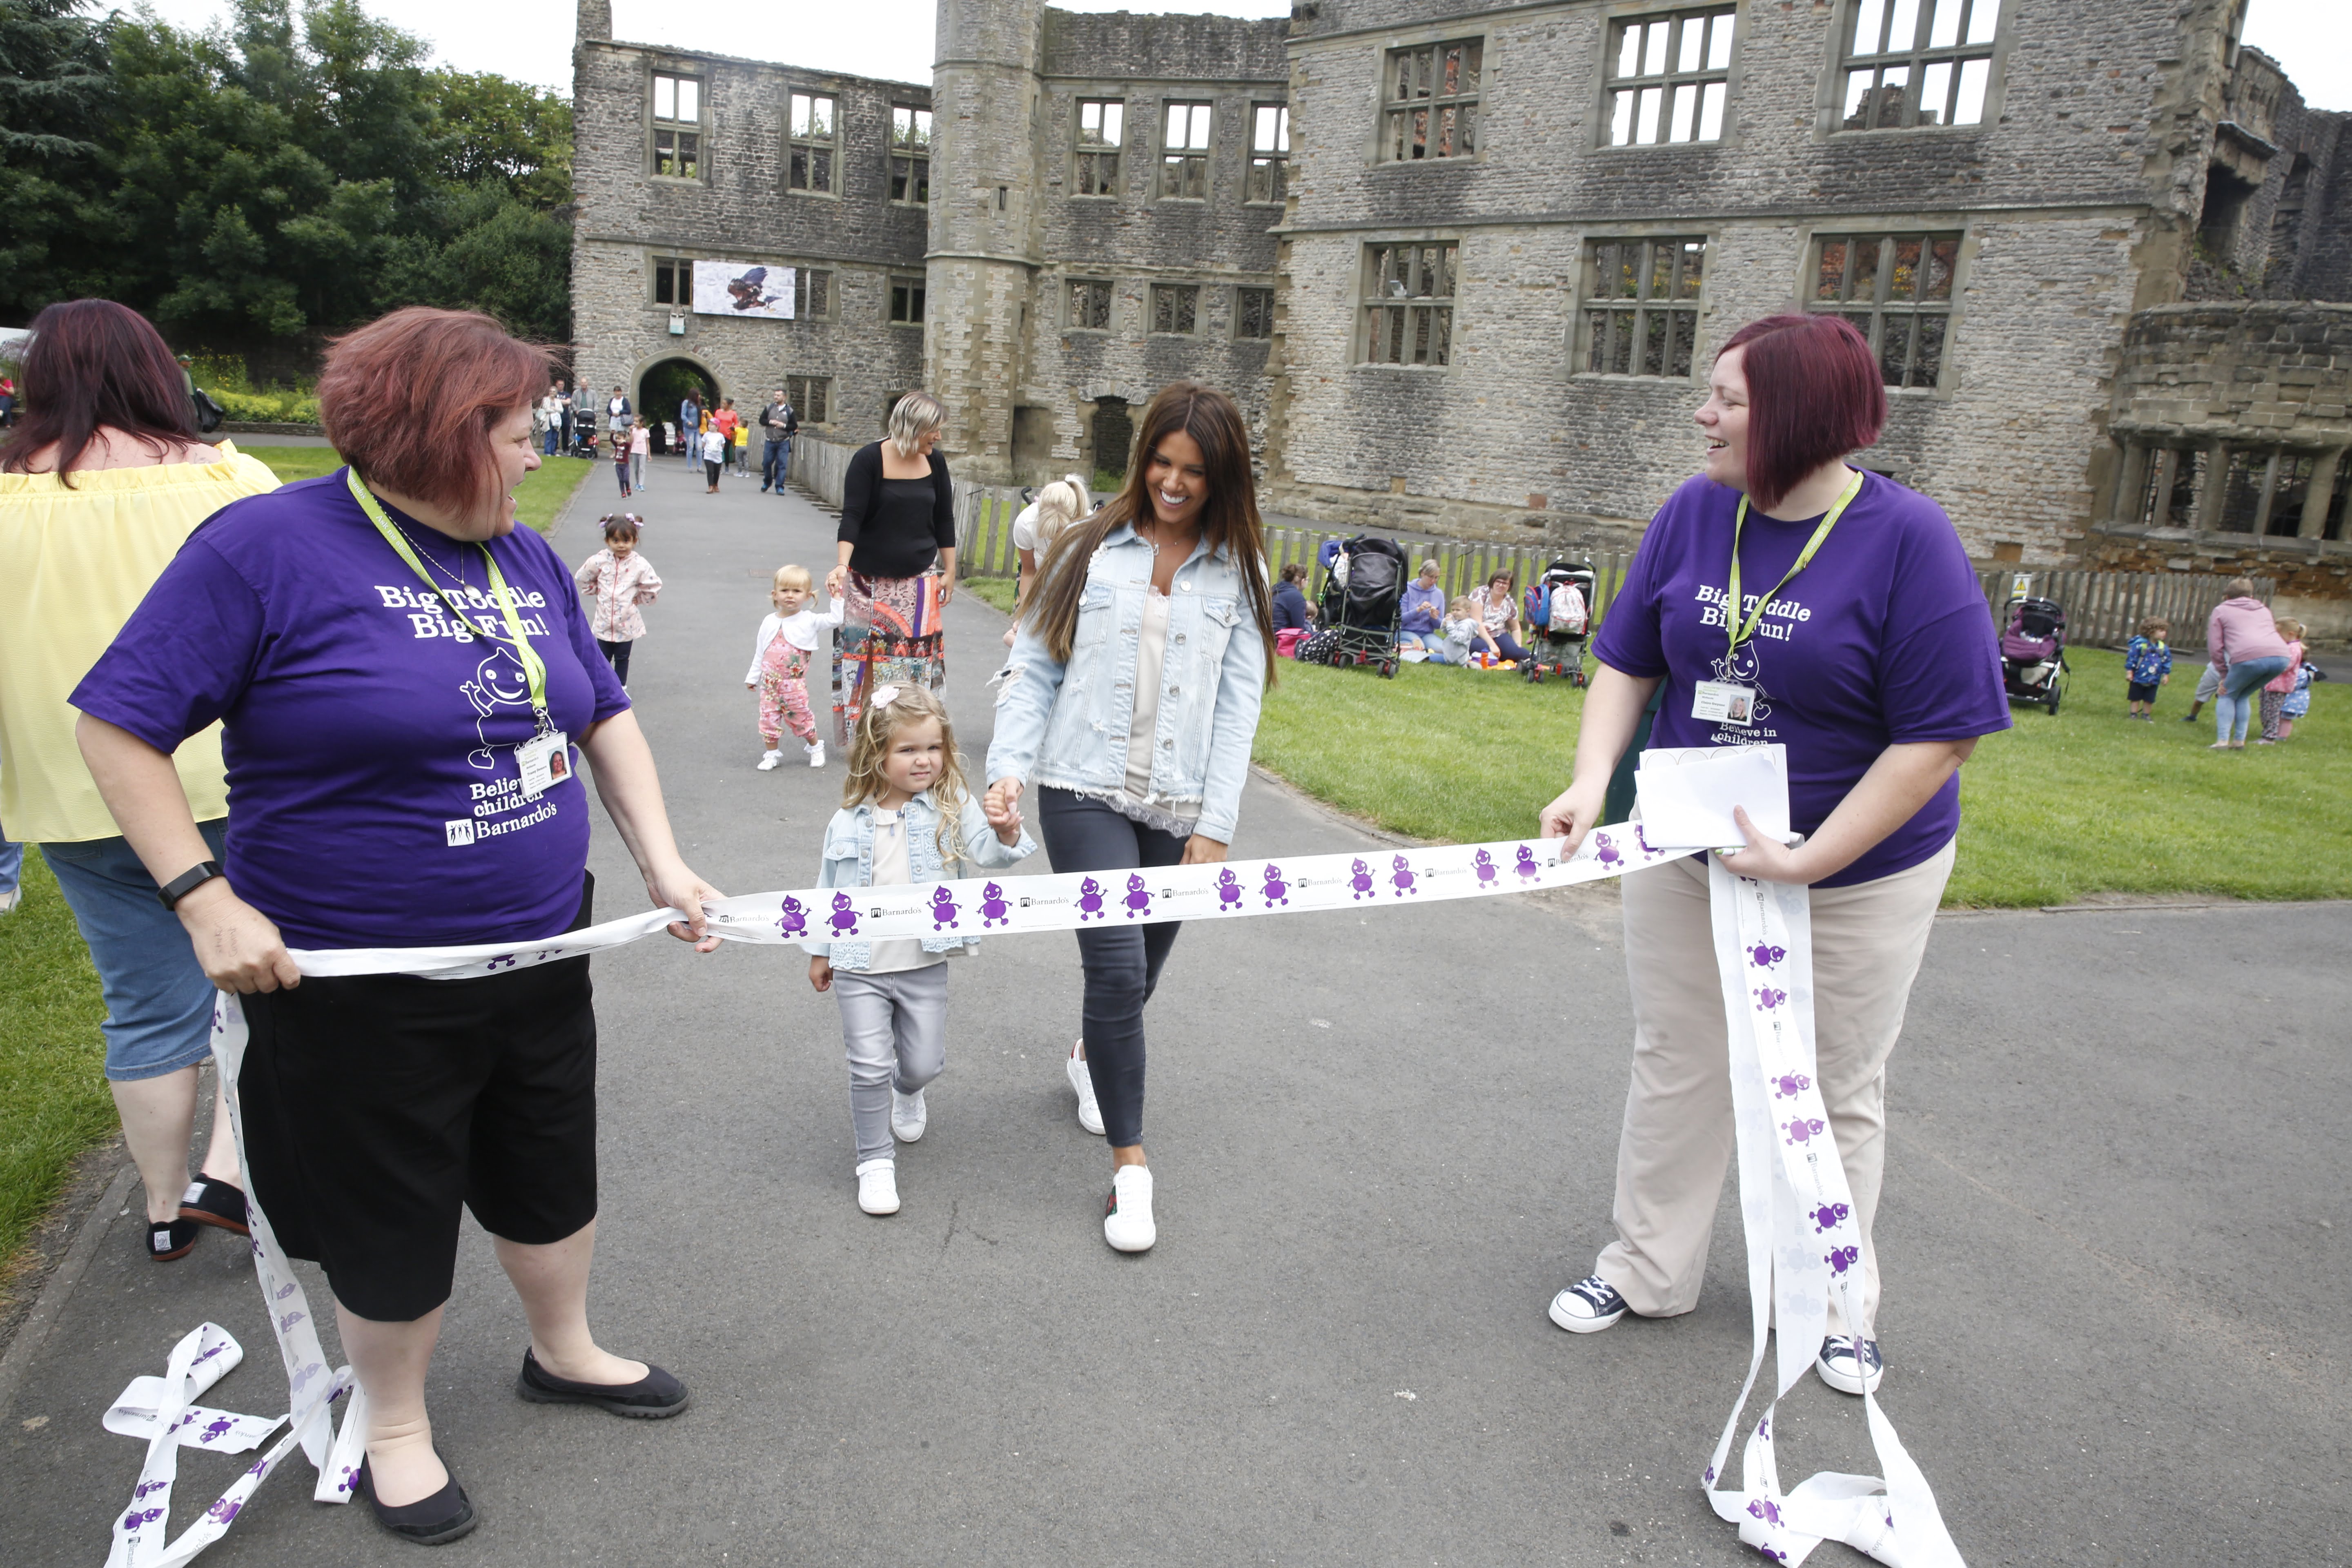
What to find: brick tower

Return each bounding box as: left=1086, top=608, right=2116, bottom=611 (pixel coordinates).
left=925, top=0, right=1046, bottom=483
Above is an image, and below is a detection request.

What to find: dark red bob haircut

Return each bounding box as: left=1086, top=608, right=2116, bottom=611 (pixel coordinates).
left=0, top=299, right=196, bottom=486
left=1716, top=314, right=1886, bottom=512
left=318, top=307, right=549, bottom=516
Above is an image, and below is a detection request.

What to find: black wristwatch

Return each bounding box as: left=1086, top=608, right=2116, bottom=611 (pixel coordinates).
left=157, top=860, right=225, bottom=910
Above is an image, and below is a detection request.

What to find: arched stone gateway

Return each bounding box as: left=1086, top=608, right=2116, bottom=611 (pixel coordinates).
left=636, top=356, right=720, bottom=455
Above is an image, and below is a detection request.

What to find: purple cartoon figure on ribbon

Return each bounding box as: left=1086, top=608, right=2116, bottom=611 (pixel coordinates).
left=1349, top=859, right=1374, bottom=899
left=1827, top=1244, right=1860, bottom=1275
left=775, top=895, right=808, bottom=940
left=828, top=892, right=860, bottom=937
left=485, top=953, right=517, bottom=971
left=1390, top=855, right=1418, bottom=895
left=1812, top=1201, right=1850, bottom=1234
left=1216, top=867, right=1244, bottom=911
left=1782, top=1117, right=1826, bottom=1147
left=1123, top=874, right=1152, bottom=918
left=278, top=1310, right=305, bottom=1333
left=1771, top=1072, right=1811, bottom=1098
left=1747, top=940, right=1786, bottom=968
left=1753, top=986, right=1786, bottom=1010
left=123, top=1508, right=165, bottom=1530
left=200, top=1416, right=234, bottom=1444
left=1473, top=848, right=1498, bottom=888
left=1514, top=845, right=1542, bottom=882
left=206, top=1497, right=243, bottom=1525
left=336, top=1463, right=362, bottom=1496
left=1077, top=878, right=1106, bottom=921
left=136, top=1480, right=168, bottom=1501
left=1261, top=864, right=1288, bottom=906
left=1748, top=1499, right=1784, bottom=1527
left=930, top=886, right=960, bottom=930
left=980, top=882, right=1011, bottom=927
left=1592, top=832, right=1621, bottom=869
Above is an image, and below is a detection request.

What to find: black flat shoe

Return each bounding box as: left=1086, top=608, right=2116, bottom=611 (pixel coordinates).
left=178, top=1176, right=250, bottom=1236
left=357, top=1454, right=477, bottom=1545
left=515, top=1348, right=690, bottom=1418
left=147, top=1215, right=201, bottom=1261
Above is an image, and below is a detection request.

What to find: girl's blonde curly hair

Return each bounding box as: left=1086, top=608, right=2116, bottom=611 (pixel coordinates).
left=841, top=684, right=975, bottom=868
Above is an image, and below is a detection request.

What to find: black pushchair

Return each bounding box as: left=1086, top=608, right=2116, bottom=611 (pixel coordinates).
left=1521, top=559, right=1598, bottom=687
left=1307, top=535, right=1406, bottom=678
left=2000, top=596, right=2068, bottom=715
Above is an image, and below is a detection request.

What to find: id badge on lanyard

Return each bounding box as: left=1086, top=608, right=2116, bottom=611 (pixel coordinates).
left=514, top=728, right=571, bottom=800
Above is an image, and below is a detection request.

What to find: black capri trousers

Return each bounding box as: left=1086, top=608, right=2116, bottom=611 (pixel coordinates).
left=237, top=883, right=600, bottom=1322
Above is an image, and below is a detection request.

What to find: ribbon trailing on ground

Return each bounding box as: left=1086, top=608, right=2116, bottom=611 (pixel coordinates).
left=102, top=826, right=1960, bottom=1566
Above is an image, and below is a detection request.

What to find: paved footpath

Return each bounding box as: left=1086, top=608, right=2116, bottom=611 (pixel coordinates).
left=4, top=457, right=2348, bottom=1566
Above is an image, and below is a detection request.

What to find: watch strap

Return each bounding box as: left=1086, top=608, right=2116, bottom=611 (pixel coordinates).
left=157, top=860, right=225, bottom=910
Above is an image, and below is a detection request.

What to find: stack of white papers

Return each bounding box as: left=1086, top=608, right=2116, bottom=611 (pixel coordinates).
left=1632, top=744, right=1794, bottom=851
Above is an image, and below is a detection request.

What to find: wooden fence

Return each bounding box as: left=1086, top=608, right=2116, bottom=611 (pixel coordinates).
left=790, top=434, right=2274, bottom=648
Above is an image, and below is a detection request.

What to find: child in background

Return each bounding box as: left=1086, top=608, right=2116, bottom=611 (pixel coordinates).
left=746, top=564, right=845, bottom=769
left=628, top=415, right=650, bottom=494
left=1442, top=595, right=1493, bottom=667
left=701, top=421, right=727, bottom=493
left=613, top=421, right=634, bottom=497
left=804, top=686, right=1034, bottom=1216
left=574, top=515, right=662, bottom=687
left=732, top=416, right=752, bottom=476
left=2124, top=615, right=2172, bottom=720
left=2258, top=618, right=2305, bottom=743
left=2279, top=655, right=2319, bottom=738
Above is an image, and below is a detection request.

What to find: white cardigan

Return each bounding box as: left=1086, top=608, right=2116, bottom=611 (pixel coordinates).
left=745, top=597, right=847, bottom=682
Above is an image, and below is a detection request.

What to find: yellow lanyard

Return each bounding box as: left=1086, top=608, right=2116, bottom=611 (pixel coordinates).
left=1726, top=468, right=1864, bottom=656
left=345, top=468, right=550, bottom=722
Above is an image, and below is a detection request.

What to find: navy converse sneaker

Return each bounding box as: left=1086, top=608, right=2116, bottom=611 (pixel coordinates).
left=1815, top=1334, right=1885, bottom=1395
left=1548, top=1274, right=1629, bottom=1333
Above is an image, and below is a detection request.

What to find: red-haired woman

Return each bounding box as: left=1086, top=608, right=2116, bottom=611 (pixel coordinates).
left=72, top=307, right=722, bottom=1545
left=983, top=382, right=1277, bottom=1254
left=1536, top=315, right=2008, bottom=1397
left=0, top=299, right=279, bottom=1265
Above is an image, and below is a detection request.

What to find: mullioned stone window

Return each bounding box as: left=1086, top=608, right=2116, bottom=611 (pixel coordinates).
left=1581, top=238, right=1706, bottom=377
left=890, top=107, right=931, bottom=205
left=1158, top=103, right=1213, bottom=200
left=1839, top=0, right=1998, bottom=131
left=1067, top=278, right=1114, bottom=332
left=1806, top=232, right=1959, bottom=389
left=1074, top=100, right=1125, bottom=196
left=1247, top=106, right=1288, bottom=204
left=788, top=375, right=830, bottom=426
left=1380, top=40, right=1480, bottom=163
left=1151, top=284, right=1200, bottom=335
left=788, top=91, right=838, bottom=195
left=651, top=256, right=690, bottom=305
left=650, top=72, right=701, bottom=180
left=889, top=276, right=926, bottom=327
left=1605, top=7, right=1735, bottom=148
left=793, top=267, right=832, bottom=320
left=1235, top=287, right=1274, bottom=341
left=1360, top=242, right=1457, bottom=366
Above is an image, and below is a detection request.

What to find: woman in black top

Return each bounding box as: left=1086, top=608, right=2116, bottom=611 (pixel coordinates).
left=825, top=390, right=957, bottom=735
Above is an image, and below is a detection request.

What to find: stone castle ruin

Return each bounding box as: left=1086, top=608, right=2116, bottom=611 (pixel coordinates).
left=570, top=0, right=2352, bottom=634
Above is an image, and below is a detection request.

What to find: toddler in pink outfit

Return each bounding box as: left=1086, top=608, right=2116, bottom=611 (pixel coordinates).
left=746, top=564, right=845, bottom=768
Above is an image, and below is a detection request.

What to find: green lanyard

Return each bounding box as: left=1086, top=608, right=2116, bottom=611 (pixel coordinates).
left=1726, top=468, right=1864, bottom=657
left=345, top=468, right=550, bottom=724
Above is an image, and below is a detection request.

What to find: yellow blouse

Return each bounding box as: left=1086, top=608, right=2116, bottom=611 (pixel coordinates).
left=0, top=441, right=280, bottom=842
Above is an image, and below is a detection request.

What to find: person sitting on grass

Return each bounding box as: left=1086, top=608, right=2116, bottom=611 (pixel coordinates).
left=2123, top=616, right=2171, bottom=721
left=1272, top=561, right=1311, bottom=632
left=1399, top=560, right=1446, bottom=656
left=1469, top=570, right=1534, bottom=664
left=1439, top=595, right=1492, bottom=666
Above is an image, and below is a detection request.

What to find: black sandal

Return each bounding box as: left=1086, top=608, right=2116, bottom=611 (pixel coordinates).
left=515, top=1348, right=690, bottom=1418
left=357, top=1453, right=477, bottom=1546
left=178, top=1176, right=250, bottom=1236
left=147, top=1215, right=201, bottom=1262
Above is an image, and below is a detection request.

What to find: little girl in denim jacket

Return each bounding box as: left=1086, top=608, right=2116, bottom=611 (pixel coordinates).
left=804, top=684, right=1034, bottom=1216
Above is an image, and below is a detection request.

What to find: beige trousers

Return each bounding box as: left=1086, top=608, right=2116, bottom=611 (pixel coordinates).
left=1594, top=839, right=1954, bottom=1338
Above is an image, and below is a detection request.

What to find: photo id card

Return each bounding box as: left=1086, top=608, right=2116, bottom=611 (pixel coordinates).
left=516, top=730, right=570, bottom=800
left=1691, top=681, right=1757, bottom=727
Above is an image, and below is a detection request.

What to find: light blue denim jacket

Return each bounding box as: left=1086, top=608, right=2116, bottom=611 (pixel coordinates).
left=802, top=788, right=1036, bottom=970
left=986, top=524, right=1267, bottom=844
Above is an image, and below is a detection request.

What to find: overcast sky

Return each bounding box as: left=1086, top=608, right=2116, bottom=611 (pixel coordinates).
left=128, top=0, right=2352, bottom=110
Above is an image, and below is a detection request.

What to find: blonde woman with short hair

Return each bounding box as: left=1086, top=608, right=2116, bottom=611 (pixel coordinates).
left=826, top=391, right=957, bottom=735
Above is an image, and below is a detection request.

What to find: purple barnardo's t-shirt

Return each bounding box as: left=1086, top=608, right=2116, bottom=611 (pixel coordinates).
left=1592, top=471, right=2011, bottom=887
left=73, top=470, right=628, bottom=947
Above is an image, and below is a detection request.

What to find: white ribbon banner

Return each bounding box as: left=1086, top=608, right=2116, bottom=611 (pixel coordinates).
left=102, top=827, right=1960, bottom=1566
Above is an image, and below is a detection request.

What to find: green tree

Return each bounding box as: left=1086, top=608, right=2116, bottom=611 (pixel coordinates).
left=0, top=0, right=120, bottom=314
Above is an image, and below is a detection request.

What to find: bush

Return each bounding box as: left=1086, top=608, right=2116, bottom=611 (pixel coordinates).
left=188, top=355, right=320, bottom=423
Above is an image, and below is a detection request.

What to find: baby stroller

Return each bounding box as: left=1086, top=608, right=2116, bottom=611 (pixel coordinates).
left=1306, top=535, right=1406, bottom=677
left=2000, top=595, right=2068, bottom=715
left=1520, top=559, right=1597, bottom=686
left=572, top=423, right=599, bottom=462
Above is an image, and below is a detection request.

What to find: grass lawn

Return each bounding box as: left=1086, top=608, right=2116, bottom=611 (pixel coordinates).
left=0, top=851, right=115, bottom=1303
left=236, top=443, right=593, bottom=535
left=958, top=579, right=2345, bottom=909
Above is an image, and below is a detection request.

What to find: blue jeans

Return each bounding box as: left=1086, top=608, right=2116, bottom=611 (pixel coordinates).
left=542, top=428, right=558, bottom=456
left=41, top=819, right=230, bottom=1080
left=764, top=438, right=791, bottom=489
left=2216, top=657, right=2288, bottom=743
left=0, top=830, right=21, bottom=899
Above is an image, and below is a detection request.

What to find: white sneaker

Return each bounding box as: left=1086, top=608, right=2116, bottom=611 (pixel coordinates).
left=1103, top=1164, right=1155, bottom=1252
left=1815, top=1335, right=1884, bottom=1396
left=891, top=1087, right=927, bottom=1143
left=1067, top=1040, right=1104, bottom=1136
left=855, top=1159, right=900, bottom=1215
left=1547, top=1274, right=1629, bottom=1333
left=757, top=750, right=782, bottom=771
left=806, top=742, right=826, bottom=767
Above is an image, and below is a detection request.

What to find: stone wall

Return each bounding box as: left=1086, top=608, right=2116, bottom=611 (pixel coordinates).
left=569, top=38, right=931, bottom=437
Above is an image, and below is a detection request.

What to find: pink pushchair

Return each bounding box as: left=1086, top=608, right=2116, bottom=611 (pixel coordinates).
left=2000, top=596, right=2068, bottom=715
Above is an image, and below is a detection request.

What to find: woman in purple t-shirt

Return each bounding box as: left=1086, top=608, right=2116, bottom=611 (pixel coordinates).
left=1534, top=314, right=2010, bottom=1399
left=73, top=309, right=722, bottom=1546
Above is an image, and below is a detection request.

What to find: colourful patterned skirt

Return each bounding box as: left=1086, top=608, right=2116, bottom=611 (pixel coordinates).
left=833, top=570, right=946, bottom=743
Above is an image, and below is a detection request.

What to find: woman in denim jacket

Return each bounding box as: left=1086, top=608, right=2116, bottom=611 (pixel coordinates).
left=983, top=383, right=1278, bottom=1253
